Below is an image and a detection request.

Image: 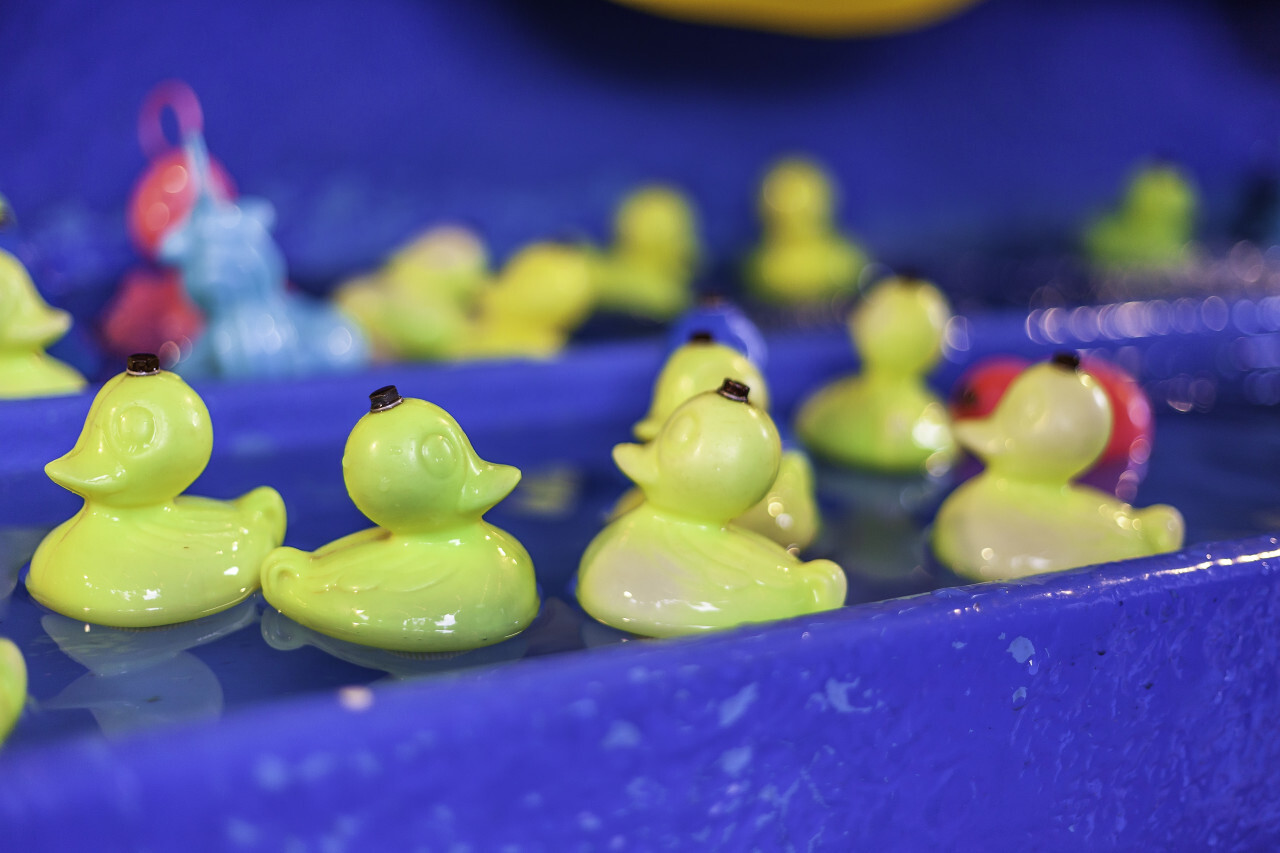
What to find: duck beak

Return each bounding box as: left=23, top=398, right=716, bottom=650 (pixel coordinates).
left=612, top=442, right=658, bottom=489
left=8, top=299, right=70, bottom=349
left=952, top=417, right=1007, bottom=462
left=45, top=436, right=127, bottom=499
left=28, top=306, right=71, bottom=347
left=632, top=416, right=661, bottom=443
left=459, top=461, right=521, bottom=516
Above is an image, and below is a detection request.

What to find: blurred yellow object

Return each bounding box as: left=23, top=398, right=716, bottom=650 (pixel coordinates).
left=464, top=243, right=597, bottom=359
left=592, top=185, right=699, bottom=321
left=746, top=157, right=867, bottom=304
left=608, top=0, right=985, bottom=36
left=335, top=225, right=488, bottom=361
left=796, top=274, right=956, bottom=473
left=340, top=232, right=597, bottom=362
left=0, top=638, right=25, bottom=746
left=0, top=250, right=87, bottom=399
left=1083, top=163, right=1197, bottom=271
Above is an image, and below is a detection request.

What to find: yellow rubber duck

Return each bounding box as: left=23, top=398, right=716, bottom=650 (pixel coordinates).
left=1084, top=163, right=1197, bottom=271
left=0, top=249, right=86, bottom=398
left=262, top=385, right=540, bottom=652
left=579, top=380, right=846, bottom=638
left=933, top=354, right=1184, bottom=581
left=0, top=637, right=25, bottom=745
left=796, top=275, right=956, bottom=474
left=335, top=225, right=488, bottom=360
left=463, top=242, right=596, bottom=359
left=746, top=157, right=867, bottom=304
left=616, top=332, right=821, bottom=551
left=593, top=185, right=699, bottom=320
left=26, top=354, right=286, bottom=627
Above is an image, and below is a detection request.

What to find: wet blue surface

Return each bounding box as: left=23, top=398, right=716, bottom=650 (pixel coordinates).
left=0, top=299, right=1278, bottom=746
left=0, top=392, right=1275, bottom=748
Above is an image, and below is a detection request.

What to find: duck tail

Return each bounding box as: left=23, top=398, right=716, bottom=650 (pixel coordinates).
left=1139, top=504, right=1185, bottom=554
left=775, top=450, right=821, bottom=550
left=261, top=546, right=309, bottom=599
left=802, top=558, right=848, bottom=611
left=238, top=487, right=287, bottom=546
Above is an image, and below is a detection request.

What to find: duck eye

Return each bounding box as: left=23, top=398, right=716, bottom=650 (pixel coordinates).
left=420, top=433, right=458, bottom=479
left=1022, top=395, right=1048, bottom=425
left=666, top=412, right=701, bottom=447
left=111, top=405, right=156, bottom=455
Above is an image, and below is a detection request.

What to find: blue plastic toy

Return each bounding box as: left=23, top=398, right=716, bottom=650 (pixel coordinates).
left=667, top=294, right=768, bottom=367
left=159, top=133, right=369, bottom=379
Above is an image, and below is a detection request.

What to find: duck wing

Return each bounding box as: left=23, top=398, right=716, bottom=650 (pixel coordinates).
left=632, top=514, right=807, bottom=593
left=130, top=499, right=262, bottom=559
left=305, top=532, right=464, bottom=595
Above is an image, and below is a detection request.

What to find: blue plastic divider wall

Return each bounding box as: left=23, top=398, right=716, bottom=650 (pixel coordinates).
left=3, top=531, right=1277, bottom=850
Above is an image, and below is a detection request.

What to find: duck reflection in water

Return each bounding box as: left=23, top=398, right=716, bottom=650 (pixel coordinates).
left=39, top=599, right=257, bottom=737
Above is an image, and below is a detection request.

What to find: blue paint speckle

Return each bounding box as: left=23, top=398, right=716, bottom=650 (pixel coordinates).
left=298, top=752, right=336, bottom=782
left=720, top=745, right=753, bottom=776
left=825, top=678, right=872, bottom=713
left=354, top=750, right=381, bottom=777
left=569, top=698, right=597, bottom=719
left=1008, top=636, right=1035, bottom=664
left=254, top=755, right=289, bottom=792
left=718, top=683, right=758, bottom=727
left=226, top=818, right=259, bottom=846
left=602, top=720, right=641, bottom=749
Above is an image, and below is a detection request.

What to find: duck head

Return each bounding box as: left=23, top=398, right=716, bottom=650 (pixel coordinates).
left=343, top=387, right=521, bottom=533
left=384, top=225, right=488, bottom=304
left=615, top=186, right=698, bottom=264
left=0, top=637, right=24, bottom=745
left=0, top=250, right=72, bottom=351
left=851, top=275, right=951, bottom=377
left=1124, top=163, right=1196, bottom=226
left=481, top=243, right=594, bottom=332
left=616, top=379, right=780, bottom=524
left=760, top=157, right=836, bottom=235
left=45, top=354, right=213, bottom=506
left=955, top=353, right=1112, bottom=482
left=634, top=334, right=770, bottom=441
